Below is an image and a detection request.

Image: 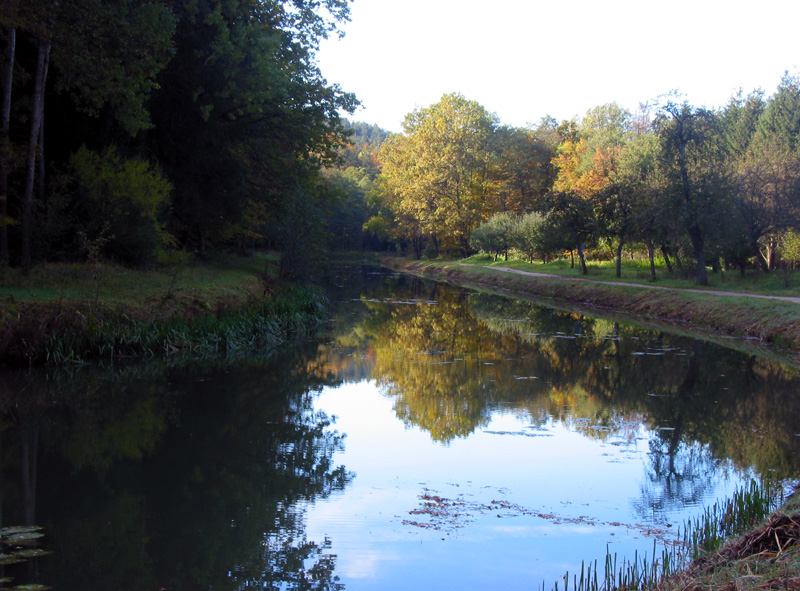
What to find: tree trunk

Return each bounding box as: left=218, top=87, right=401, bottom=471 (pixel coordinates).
left=754, top=245, right=770, bottom=273
left=576, top=242, right=587, bottom=275
left=648, top=240, right=656, bottom=280
left=615, top=235, right=625, bottom=278
left=660, top=244, right=674, bottom=274
left=0, top=27, right=14, bottom=265
left=687, top=225, right=708, bottom=285
left=37, top=108, right=46, bottom=203
left=711, top=256, right=721, bottom=274
left=674, top=250, right=686, bottom=277
left=676, top=125, right=708, bottom=285
left=412, top=234, right=423, bottom=259
left=767, top=236, right=778, bottom=270
left=21, top=35, right=51, bottom=274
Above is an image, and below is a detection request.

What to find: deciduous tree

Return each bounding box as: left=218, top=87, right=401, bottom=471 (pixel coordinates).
left=656, top=100, right=727, bottom=286
left=376, top=93, right=499, bottom=255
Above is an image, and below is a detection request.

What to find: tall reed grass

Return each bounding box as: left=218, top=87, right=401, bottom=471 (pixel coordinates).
left=34, top=285, right=328, bottom=365
left=547, top=479, right=782, bottom=591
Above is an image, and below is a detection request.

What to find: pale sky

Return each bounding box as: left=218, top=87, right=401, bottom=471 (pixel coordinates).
left=317, top=0, right=800, bottom=132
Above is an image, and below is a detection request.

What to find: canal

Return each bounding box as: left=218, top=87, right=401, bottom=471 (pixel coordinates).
left=0, top=265, right=798, bottom=590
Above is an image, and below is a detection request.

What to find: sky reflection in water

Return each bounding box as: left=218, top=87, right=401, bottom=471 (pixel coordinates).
left=303, top=355, right=748, bottom=589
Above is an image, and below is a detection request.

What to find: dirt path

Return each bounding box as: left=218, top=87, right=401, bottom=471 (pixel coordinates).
left=482, top=265, right=800, bottom=305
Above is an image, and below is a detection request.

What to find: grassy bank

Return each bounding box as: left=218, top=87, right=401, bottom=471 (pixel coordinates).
left=459, top=254, right=800, bottom=297
left=0, top=253, right=327, bottom=366
left=380, top=256, right=800, bottom=360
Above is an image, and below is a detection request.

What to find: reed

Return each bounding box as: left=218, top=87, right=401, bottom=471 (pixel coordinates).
left=35, top=285, right=328, bottom=365
left=547, top=479, right=781, bottom=591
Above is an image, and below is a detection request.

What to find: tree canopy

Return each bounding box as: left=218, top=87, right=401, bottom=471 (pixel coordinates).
left=0, top=0, right=357, bottom=275
left=364, top=76, right=800, bottom=284
left=5, top=3, right=800, bottom=287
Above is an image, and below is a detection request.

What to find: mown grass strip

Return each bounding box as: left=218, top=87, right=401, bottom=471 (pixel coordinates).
left=461, top=254, right=800, bottom=297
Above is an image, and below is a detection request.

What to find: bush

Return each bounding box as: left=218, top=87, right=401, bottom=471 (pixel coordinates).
left=512, top=212, right=549, bottom=262
left=71, top=146, right=173, bottom=266
left=470, top=212, right=515, bottom=260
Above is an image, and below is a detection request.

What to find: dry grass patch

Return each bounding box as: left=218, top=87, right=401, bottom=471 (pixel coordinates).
left=665, top=514, right=800, bottom=591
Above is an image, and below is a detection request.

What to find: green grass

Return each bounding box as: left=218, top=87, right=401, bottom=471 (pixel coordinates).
left=0, top=251, right=281, bottom=308
left=37, top=283, right=328, bottom=364
left=457, top=253, right=800, bottom=297
left=0, top=252, right=327, bottom=366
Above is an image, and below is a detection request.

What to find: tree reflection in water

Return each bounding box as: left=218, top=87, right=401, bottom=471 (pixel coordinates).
left=0, top=342, right=351, bottom=591
left=321, top=273, right=800, bottom=476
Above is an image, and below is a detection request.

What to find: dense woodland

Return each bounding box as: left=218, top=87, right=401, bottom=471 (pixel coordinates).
left=3, top=1, right=800, bottom=287
left=0, top=0, right=356, bottom=279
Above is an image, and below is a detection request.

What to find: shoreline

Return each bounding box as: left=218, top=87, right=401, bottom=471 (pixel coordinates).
left=379, top=255, right=800, bottom=366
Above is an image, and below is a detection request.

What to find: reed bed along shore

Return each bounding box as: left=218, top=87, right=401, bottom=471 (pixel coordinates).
left=0, top=255, right=327, bottom=366
left=550, top=480, right=797, bottom=591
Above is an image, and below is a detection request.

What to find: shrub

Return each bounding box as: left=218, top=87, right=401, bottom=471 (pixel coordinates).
left=71, top=146, right=173, bottom=266
left=470, top=212, right=516, bottom=260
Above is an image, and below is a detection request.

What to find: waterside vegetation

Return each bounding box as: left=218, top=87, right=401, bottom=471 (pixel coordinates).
left=552, top=480, right=798, bottom=591
left=0, top=253, right=327, bottom=366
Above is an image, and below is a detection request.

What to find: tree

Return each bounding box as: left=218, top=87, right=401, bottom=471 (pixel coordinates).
left=8, top=0, right=176, bottom=272
left=512, top=211, right=550, bottom=263
left=0, top=9, right=18, bottom=265
left=616, top=131, right=675, bottom=280
left=723, top=74, right=800, bottom=272
left=492, top=124, right=558, bottom=214
left=581, top=103, right=632, bottom=278
left=376, top=93, right=499, bottom=255
left=70, top=146, right=173, bottom=266
left=547, top=190, right=596, bottom=274
left=20, top=1, right=55, bottom=274
left=755, top=72, right=800, bottom=152
left=550, top=104, right=633, bottom=276
left=372, top=133, right=431, bottom=257
left=148, top=0, right=356, bottom=266
left=1, top=0, right=356, bottom=272
left=720, top=89, right=765, bottom=157
left=470, top=212, right=515, bottom=261
left=656, top=100, right=727, bottom=286
left=729, top=142, right=800, bottom=272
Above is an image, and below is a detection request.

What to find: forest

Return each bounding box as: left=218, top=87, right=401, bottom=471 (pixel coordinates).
left=3, top=1, right=800, bottom=288
left=0, top=0, right=356, bottom=279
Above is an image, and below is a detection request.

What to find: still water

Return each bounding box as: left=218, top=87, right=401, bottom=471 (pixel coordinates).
left=1, top=266, right=799, bottom=590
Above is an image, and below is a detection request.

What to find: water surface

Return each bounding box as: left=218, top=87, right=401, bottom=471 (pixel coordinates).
left=0, top=266, right=799, bottom=590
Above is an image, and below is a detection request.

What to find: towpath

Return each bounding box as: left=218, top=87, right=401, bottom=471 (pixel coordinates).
left=475, top=265, right=800, bottom=305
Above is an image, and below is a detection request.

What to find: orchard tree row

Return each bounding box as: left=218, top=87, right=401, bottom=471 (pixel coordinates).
left=365, top=79, right=800, bottom=285
left=0, top=0, right=356, bottom=278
